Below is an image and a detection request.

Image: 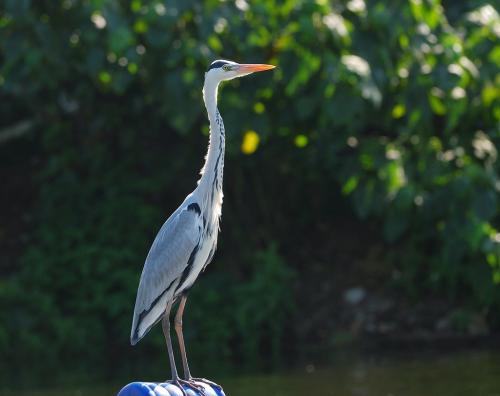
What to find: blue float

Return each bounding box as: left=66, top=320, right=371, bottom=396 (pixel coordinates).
left=117, top=381, right=226, bottom=396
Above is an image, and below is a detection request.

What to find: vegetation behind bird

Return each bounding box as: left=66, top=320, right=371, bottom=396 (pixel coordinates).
left=0, top=0, right=498, bottom=384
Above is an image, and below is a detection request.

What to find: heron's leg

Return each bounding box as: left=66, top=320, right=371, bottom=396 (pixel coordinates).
left=173, top=295, right=211, bottom=395
left=166, top=297, right=206, bottom=396
left=174, top=294, right=192, bottom=379
left=162, top=301, right=181, bottom=382
left=177, top=296, right=222, bottom=393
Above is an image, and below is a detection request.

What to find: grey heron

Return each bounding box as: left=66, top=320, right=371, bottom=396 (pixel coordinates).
left=130, top=60, right=275, bottom=394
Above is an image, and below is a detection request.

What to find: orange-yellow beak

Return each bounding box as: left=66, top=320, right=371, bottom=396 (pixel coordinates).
left=237, top=64, right=276, bottom=73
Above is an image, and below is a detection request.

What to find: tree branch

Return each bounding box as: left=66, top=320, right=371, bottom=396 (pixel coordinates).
left=0, top=120, right=34, bottom=145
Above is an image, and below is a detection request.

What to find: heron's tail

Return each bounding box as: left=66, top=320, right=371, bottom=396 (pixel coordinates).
left=130, top=296, right=168, bottom=346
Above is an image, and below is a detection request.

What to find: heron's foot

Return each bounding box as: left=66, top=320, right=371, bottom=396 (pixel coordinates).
left=178, top=379, right=207, bottom=395
left=167, top=379, right=189, bottom=396
left=167, top=378, right=205, bottom=396
left=190, top=377, right=223, bottom=392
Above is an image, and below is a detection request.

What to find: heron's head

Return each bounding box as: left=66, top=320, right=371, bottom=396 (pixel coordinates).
left=205, top=59, right=275, bottom=84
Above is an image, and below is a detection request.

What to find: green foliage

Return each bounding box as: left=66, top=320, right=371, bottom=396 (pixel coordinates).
left=187, top=243, right=295, bottom=369
left=0, top=0, right=499, bottom=378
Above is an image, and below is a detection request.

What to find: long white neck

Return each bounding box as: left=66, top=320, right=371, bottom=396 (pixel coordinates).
left=197, top=77, right=225, bottom=215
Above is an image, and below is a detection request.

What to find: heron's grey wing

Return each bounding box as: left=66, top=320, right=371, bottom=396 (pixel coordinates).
left=130, top=203, right=202, bottom=344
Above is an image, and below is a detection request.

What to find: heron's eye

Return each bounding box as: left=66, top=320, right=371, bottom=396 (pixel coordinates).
left=222, top=64, right=231, bottom=72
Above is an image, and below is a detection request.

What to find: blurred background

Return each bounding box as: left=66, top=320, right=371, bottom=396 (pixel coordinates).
left=1, top=0, right=499, bottom=395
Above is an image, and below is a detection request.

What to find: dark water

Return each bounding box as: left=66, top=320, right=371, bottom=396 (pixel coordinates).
left=2, top=349, right=500, bottom=396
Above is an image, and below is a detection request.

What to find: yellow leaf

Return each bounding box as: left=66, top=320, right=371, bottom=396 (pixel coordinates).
left=294, top=134, right=308, bottom=148
left=241, top=130, right=260, bottom=155
left=253, top=102, right=265, bottom=114
left=392, top=104, right=406, bottom=118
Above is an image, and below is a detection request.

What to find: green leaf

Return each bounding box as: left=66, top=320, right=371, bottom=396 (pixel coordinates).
left=428, top=93, right=446, bottom=115
left=342, top=176, right=358, bottom=195
left=108, top=26, right=134, bottom=54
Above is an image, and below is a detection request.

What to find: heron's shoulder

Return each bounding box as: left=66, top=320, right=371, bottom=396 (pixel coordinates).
left=181, top=190, right=206, bottom=212
left=163, top=197, right=202, bottom=231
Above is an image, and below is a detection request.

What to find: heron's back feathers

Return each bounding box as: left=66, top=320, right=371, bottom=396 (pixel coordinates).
left=130, top=201, right=202, bottom=345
